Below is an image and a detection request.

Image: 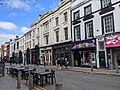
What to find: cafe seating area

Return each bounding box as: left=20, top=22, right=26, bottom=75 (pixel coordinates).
left=7, top=66, right=56, bottom=87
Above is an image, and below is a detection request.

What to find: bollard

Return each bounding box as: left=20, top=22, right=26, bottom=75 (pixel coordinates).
left=29, top=75, right=33, bottom=90
left=17, top=71, right=21, bottom=89
left=91, top=63, right=93, bottom=72
left=55, top=82, right=62, bottom=90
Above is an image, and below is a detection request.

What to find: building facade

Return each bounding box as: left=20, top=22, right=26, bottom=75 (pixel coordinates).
left=52, top=0, right=72, bottom=65
left=71, top=0, right=120, bottom=69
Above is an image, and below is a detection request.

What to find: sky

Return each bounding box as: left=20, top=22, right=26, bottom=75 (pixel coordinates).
left=0, top=0, right=59, bottom=46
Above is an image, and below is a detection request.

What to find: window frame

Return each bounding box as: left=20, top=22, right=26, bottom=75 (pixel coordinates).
left=56, top=31, right=59, bottom=42
left=84, top=4, right=92, bottom=16
left=101, top=13, right=114, bottom=34
left=85, top=20, right=94, bottom=39
left=64, top=12, right=68, bottom=22
left=64, top=27, right=68, bottom=40
left=73, top=10, right=80, bottom=21
left=55, top=17, right=59, bottom=26
left=101, top=0, right=111, bottom=9
left=74, top=25, right=81, bottom=41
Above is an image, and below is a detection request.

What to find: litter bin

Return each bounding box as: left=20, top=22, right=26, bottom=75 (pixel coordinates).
left=0, top=63, right=5, bottom=76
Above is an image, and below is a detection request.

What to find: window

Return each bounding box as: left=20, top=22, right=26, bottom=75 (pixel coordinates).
left=101, top=0, right=111, bottom=8
left=85, top=21, right=93, bottom=39
left=37, top=36, right=39, bottom=45
left=64, top=27, right=68, bottom=40
left=45, top=35, right=48, bottom=44
left=84, top=5, right=92, bottom=16
left=30, top=41, right=31, bottom=48
left=74, top=11, right=80, bottom=21
left=44, top=22, right=49, bottom=31
left=102, top=13, right=114, bottom=34
left=55, top=17, right=59, bottom=26
left=56, top=31, right=59, bottom=42
left=64, top=12, right=68, bottom=22
left=17, top=42, right=19, bottom=49
left=74, top=25, right=80, bottom=41
left=33, top=39, right=35, bottom=47
left=38, top=27, right=40, bottom=33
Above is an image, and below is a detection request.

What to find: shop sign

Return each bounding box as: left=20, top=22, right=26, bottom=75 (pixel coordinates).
left=72, top=39, right=96, bottom=49
left=105, top=34, right=120, bottom=48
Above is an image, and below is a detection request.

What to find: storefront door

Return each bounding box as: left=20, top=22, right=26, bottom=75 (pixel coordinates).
left=99, top=51, right=106, bottom=68
left=74, top=51, right=81, bottom=67
left=116, top=52, right=120, bottom=67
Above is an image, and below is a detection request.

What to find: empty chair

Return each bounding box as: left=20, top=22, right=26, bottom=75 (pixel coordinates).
left=47, top=70, right=56, bottom=84
left=45, top=69, right=49, bottom=72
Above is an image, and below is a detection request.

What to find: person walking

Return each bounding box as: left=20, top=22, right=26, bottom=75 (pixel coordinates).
left=65, top=58, right=68, bottom=69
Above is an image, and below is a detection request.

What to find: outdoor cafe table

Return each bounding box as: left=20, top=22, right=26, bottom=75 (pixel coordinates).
left=31, top=71, right=54, bottom=87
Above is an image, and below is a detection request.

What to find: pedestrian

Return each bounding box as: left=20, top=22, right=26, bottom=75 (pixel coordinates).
left=56, top=57, right=60, bottom=70
left=65, top=58, right=68, bottom=69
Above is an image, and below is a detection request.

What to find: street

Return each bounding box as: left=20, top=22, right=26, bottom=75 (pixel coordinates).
left=44, top=70, right=120, bottom=90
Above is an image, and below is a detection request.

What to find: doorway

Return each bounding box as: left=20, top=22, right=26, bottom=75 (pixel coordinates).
left=99, top=51, right=106, bottom=68
left=116, top=52, right=120, bottom=68
left=74, top=51, right=81, bottom=67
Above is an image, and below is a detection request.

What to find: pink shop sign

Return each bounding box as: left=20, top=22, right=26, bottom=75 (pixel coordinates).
left=105, top=34, right=120, bottom=48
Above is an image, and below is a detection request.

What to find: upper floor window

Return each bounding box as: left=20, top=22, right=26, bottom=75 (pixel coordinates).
left=84, top=5, right=92, bottom=16
left=45, top=35, right=48, bottom=44
left=102, top=13, right=114, bottom=34
left=64, top=27, right=68, bottom=40
left=74, top=11, right=80, bottom=21
left=44, top=22, right=49, bottom=31
left=74, top=25, right=80, bottom=41
left=37, top=36, right=40, bottom=45
left=33, top=39, right=35, bottom=47
left=56, top=31, right=59, bottom=42
left=17, top=42, right=19, bottom=49
left=33, top=30, right=35, bottom=37
left=64, top=12, right=68, bottom=22
left=55, top=17, right=59, bottom=26
left=38, top=27, right=40, bottom=34
left=85, top=21, right=93, bottom=39
left=101, top=0, right=111, bottom=8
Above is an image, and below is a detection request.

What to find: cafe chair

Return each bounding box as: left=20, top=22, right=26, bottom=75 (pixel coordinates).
left=45, top=69, right=49, bottom=72
left=24, top=72, right=29, bottom=84
left=47, top=70, right=56, bottom=84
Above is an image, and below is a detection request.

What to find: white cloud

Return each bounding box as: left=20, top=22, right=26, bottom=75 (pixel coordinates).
left=21, top=27, right=30, bottom=34
left=4, top=0, right=31, bottom=11
left=0, top=21, right=18, bottom=31
left=35, top=4, right=45, bottom=11
left=0, top=33, right=16, bottom=46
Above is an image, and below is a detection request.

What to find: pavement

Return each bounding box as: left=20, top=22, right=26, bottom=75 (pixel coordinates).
left=37, top=65, right=120, bottom=76
left=1, top=63, right=119, bottom=90
left=5, top=63, right=120, bottom=76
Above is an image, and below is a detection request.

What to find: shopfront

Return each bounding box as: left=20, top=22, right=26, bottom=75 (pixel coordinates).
left=71, top=39, right=97, bottom=68
left=52, top=42, right=72, bottom=66
left=105, top=34, right=120, bottom=69
left=40, top=46, right=52, bottom=65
